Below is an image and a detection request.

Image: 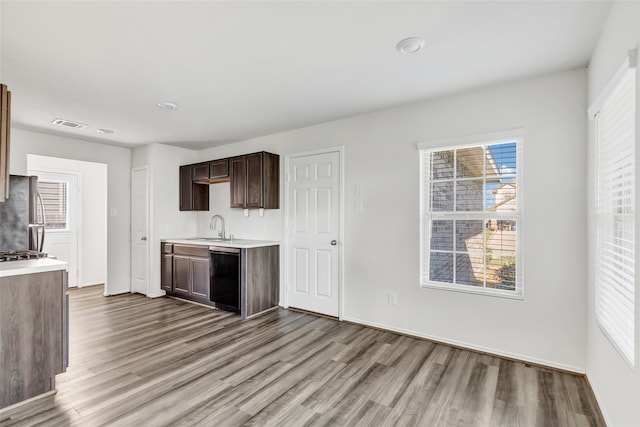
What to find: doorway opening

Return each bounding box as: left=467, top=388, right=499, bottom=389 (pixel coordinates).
left=28, top=155, right=108, bottom=292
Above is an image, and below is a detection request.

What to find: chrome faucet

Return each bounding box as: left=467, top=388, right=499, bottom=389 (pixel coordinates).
left=209, top=214, right=226, bottom=240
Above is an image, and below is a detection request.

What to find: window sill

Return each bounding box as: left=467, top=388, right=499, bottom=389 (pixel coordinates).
left=421, top=281, right=524, bottom=300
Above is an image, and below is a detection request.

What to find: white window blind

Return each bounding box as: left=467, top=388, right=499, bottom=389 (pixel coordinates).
left=419, top=133, right=522, bottom=297
left=37, top=180, right=68, bottom=230
left=595, top=65, right=636, bottom=366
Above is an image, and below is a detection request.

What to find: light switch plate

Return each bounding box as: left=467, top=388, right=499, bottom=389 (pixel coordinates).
left=388, top=291, right=397, bottom=305
left=355, top=185, right=363, bottom=197
left=354, top=201, right=363, bottom=214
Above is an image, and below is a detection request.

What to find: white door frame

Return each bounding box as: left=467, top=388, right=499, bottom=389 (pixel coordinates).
left=131, top=165, right=151, bottom=296
left=28, top=168, right=82, bottom=287
left=284, top=146, right=345, bottom=319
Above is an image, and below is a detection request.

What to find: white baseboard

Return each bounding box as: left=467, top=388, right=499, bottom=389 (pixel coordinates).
left=103, top=290, right=129, bottom=296
left=342, top=315, right=585, bottom=374
left=147, top=291, right=167, bottom=298
left=78, top=282, right=104, bottom=288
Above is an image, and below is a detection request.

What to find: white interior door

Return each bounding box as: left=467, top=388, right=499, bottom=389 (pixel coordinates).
left=32, top=171, right=80, bottom=287
left=132, top=167, right=149, bottom=295
left=287, top=150, right=341, bottom=317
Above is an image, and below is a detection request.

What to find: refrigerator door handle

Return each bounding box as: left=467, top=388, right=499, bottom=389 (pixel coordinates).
left=36, top=192, right=46, bottom=252
left=39, top=225, right=46, bottom=253
left=36, top=192, right=46, bottom=225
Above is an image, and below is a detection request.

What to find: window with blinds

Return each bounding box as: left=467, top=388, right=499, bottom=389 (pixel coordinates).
left=37, top=180, right=68, bottom=230
left=419, top=135, right=522, bottom=297
left=595, top=65, right=636, bottom=366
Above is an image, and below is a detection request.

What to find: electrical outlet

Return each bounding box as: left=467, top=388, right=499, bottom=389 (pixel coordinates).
left=388, top=291, right=397, bottom=305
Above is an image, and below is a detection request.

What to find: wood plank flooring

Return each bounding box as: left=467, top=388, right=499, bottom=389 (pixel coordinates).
left=1, top=286, right=604, bottom=427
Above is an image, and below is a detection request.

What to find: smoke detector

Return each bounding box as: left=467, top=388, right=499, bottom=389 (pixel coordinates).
left=51, top=118, right=88, bottom=129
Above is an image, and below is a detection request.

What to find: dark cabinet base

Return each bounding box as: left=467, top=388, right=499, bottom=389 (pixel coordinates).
left=161, top=242, right=279, bottom=319
left=241, top=245, right=279, bottom=319
left=0, top=270, right=68, bottom=409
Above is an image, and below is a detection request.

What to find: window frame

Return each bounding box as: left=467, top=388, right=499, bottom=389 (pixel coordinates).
left=37, top=179, right=70, bottom=232
left=418, top=129, right=524, bottom=299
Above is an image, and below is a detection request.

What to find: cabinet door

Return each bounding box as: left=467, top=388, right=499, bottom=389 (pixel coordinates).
left=192, top=162, right=209, bottom=181
left=173, top=255, right=191, bottom=295
left=229, top=156, right=247, bottom=208
left=209, top=159, right=229, bottom=180
left=245, top=152, right=264, bottom=208
left=161, top=254, right=173, bottom=292
left=191, top=257, right=210, bottom=300
left=179, top=165, right=193, bottom=211
left=262, top=152, right=279, bottom=209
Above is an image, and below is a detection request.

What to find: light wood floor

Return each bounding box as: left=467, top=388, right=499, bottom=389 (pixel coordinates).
left=1, top=286, right=604, bottom=427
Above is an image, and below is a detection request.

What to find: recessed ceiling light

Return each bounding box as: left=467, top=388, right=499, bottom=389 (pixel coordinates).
left=156, top=101, right=179, bottom=111
left=396, top=37, right=425, bottom=55
left=96, top=129, right=114, bottom=135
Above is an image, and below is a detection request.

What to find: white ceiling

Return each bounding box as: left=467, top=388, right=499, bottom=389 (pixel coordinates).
left=1, top=1, right=612, bottom=150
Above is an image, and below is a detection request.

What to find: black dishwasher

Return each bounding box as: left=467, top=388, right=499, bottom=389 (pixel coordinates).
left=210, top=247, right=241, bottom=313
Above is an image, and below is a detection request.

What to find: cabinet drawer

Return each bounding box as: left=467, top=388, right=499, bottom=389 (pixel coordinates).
left=161, top=243, right=173, bottom=254
left=172, top=244, right=210, bottom=258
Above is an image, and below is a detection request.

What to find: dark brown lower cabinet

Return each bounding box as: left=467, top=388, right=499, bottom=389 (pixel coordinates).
left=191, top=257, right=210, bottom=300
left=0, top=269, right=68, bottom=409
left=241, top=245, right=279, bottom=318
left=162, top=242, right=278, bottom=318
left=161, top=253, right=173, bottom=292
left=171, top=245, right=210, bottom=302
left=172, top=255, right=192, bottom=296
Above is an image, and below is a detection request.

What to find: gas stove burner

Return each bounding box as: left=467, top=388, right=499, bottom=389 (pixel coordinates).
left=0, top=250, right=49, bottom=262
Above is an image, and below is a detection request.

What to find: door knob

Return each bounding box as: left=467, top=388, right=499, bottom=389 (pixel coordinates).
left=331, top=240, right=337, bottom=246
left=141, top=236, right=147, bottom=241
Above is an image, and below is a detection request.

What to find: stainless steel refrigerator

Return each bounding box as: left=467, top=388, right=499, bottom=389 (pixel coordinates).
left=0, top=175, right=45, bottom=252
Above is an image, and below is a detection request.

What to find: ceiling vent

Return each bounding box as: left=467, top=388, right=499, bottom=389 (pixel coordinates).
left=51, top=118, right=88, bottom=129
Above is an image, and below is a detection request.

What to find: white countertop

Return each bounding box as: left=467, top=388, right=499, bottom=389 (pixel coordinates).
left=163, top=238, right=280, bottom=249
left=0, top=258, right=68, bottom=278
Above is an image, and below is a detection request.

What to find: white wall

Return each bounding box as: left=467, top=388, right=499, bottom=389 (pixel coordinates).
left=132, top=143, right=198, bottom=296
left=27, top=154, right=107, bottom=287
left=194, top=69, right=588, bottom=371
left=586, top=2, right=640, bottom=426
left=10, top=128, right=131, bottom=295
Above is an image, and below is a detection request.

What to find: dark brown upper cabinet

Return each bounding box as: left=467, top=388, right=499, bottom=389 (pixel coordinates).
left=230, top=152, right=279, bottom=209
left=179, top=165, right=209, bottom=211
left=208, top=158, right=229, bottom=182
left=192, top=159, right=230, bottom=184
left=229, top=156, right=246, bottom=208
left=191, top=162, right=209, bottom=181
left=180, top=151, right=278, bottom=211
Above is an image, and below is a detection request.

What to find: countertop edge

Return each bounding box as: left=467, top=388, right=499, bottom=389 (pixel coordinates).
left=0, top=259, right=69, bottom=278
left=162, top=238, right=280, bottom=249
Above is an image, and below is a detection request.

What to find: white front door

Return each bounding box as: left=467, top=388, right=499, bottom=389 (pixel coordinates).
left=131, top=167, right=149, bottom=295
left=31, top=171, right=80, bottom=287
left=287, top=150, right=341, bottom=317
